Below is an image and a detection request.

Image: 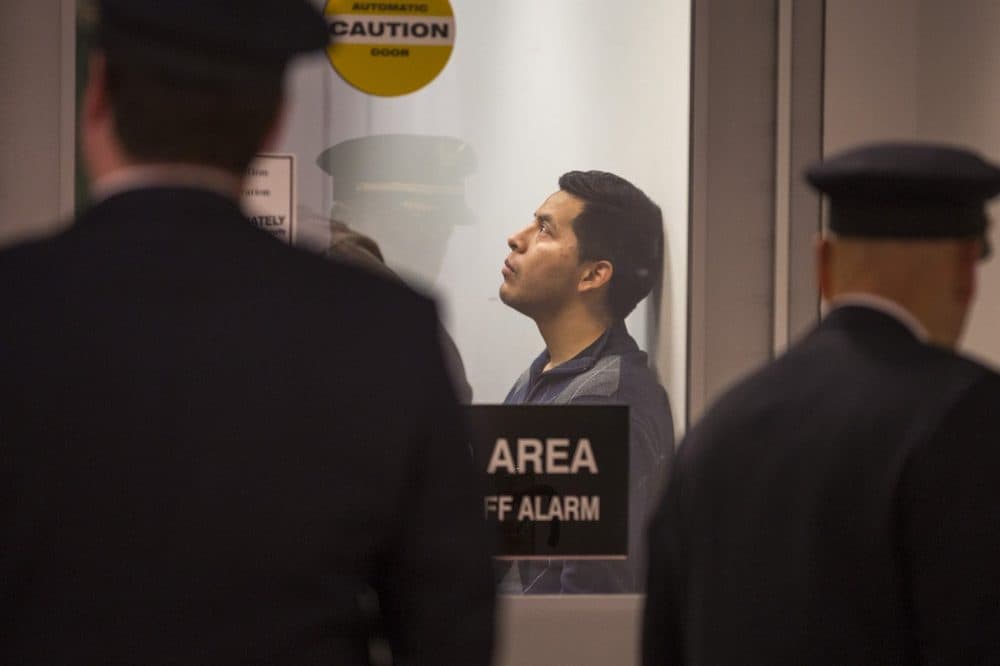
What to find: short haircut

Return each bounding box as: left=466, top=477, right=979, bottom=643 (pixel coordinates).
left=103, top=57, right=283, bottom=174
left=559, top=170, right=664, bottom=319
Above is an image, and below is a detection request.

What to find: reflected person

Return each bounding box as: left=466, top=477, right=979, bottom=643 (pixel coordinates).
left=301, top=208, right=474, bottom=402
left=499, top=170, right=674, bottom=593
left=644, top=143, right=1000, bottom=664
left=0, top=1, right=494, bottom=663
left=314, top=136, right=476, bottom=401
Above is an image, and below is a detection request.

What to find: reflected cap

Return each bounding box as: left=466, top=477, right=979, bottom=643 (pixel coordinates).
left=94, top=0, right=330, bottom=81
left=805, top=142, right=1000, bottom=248
left=316, top=134, right=477, bottom=226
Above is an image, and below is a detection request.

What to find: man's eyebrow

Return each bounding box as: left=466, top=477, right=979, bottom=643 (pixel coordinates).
left=535, top=212, right=555, bottom=225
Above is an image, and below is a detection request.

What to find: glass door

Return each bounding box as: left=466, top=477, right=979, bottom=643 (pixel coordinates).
left=263, top=1, right=689, bottom=661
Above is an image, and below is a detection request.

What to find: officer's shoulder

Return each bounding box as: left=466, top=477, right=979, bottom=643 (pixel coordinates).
left=0, top=226, right=82, bottom=294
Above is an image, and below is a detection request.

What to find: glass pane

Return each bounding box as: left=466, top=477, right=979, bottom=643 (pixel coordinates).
left=275, top=0, right=690, bottom=593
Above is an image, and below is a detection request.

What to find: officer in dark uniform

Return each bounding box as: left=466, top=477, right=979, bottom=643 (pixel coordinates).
left=0, top=1, right=494, bottom=663
left=643, top=142, right=1000, bottom=665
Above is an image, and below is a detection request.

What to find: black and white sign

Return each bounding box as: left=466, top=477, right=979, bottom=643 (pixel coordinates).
left=242, top=153, right=295, bottom=243
left=466, top=405, right=629, bottom=559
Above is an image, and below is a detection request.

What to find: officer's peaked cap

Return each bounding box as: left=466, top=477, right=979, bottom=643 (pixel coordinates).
left=94, top=0, right=329, bottom=81
left=805, top=142, right=1000, bottom=243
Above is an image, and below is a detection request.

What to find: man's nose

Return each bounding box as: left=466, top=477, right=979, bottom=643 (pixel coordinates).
left=507, top=225, right=528, bottom=251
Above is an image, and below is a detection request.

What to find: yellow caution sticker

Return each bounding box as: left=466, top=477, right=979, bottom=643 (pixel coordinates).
left=324, top=1, right=456, bottom=97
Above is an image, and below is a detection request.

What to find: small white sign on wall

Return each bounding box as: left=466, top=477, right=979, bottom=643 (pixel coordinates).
left=242, top=153, right=295, bottom=243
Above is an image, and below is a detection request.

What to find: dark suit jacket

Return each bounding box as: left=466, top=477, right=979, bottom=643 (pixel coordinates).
left=644, top=305, right=1000, bottom=665
left=0, top=187, right=495, bottom=664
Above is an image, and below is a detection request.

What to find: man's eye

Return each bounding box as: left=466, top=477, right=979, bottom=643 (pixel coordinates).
left=538, top=221, right=549, bottom=234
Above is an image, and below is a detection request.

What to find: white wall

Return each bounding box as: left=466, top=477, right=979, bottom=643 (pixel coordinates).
left=915, top=0, right=1000, bottom=367
left=824, top=0, right=1000, bottom=368
left=824, top=0, right=920, bottom=153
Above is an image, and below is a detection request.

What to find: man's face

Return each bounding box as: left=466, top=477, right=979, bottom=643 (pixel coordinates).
left=499, top=190, right=586, bottom=319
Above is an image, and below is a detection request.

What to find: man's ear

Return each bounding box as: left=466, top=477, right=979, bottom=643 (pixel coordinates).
left=578, top=259, right=613, bottom=294
left=816, top=235, right=833, bottom=302
left=80, top=52, right=120, bottom=180
left=83, top=52, right=111, bottom=132
left=954, top=238, right=980, bottom=306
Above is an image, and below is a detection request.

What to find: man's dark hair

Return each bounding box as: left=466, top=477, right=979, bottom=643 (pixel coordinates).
left=103, top=58, right=283, bottom=174
left=559, top=170, right=664, bottom=319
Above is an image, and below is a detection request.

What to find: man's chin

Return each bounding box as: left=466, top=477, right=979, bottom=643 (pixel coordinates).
left=498, top=285, right=513, bottom=307
left=498, top=286, right=525, bottom=313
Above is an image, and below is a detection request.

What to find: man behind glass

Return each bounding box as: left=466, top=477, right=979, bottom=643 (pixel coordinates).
left=499, top=170, right=675, bottom=593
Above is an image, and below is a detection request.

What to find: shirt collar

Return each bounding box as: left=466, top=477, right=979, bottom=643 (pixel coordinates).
left=827, top=293, right=930, bottom=343
left=90, top=164, right=242, bottom=204
left=529, top=321, right=622, bottom=383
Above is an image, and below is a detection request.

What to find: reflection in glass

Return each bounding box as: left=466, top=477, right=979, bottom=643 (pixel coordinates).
left=316, top=134, right=476, bottom=289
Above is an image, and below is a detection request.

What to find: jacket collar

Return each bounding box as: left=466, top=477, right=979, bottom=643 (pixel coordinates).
left=827, top=293, right=929, bottom=342
left=89, top=164, right=242, bottom=204
left=527, top=320, right=633, bottom=384
left=819, top=303, right=927, bottom=347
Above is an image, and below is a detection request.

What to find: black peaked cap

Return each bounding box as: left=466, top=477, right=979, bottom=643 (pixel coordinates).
left=96, top=0, right=329, bottom=81
left=805, top=142, right=1000, bottom=241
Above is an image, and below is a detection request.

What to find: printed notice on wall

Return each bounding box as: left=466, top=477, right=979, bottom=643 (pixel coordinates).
left=466, top=405, right=629, bottom=560
left=242, top=153, right=295, bottom=243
